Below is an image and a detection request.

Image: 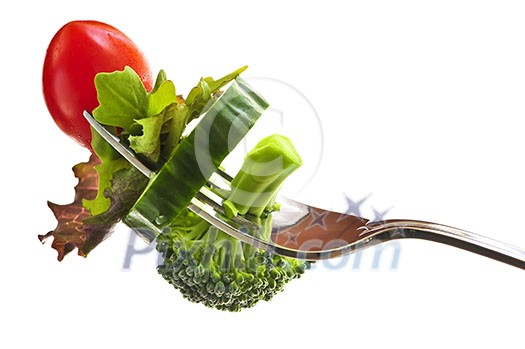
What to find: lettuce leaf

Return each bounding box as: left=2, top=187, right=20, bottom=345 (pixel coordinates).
left=39, top=156, right=99, bottom=260
left=39, top=154, right=148, bottom=261
left=93, top=66, right=149, bottom=129
left=83, top=131, right=130, bottom=215
left=147, top=78, right=177, bottom=116
left=160, top=65, right=248, bottom=157
left=85, top=68, right=179, bottom=213
left=185, top=65, right=247, bottom=122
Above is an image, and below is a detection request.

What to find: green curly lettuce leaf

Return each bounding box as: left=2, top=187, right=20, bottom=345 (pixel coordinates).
left=92, top=66, right=149, bottom=130
left=85, top=68, right=179, bottom=214
left=83, top=131, right=130, bottom=215
left=184, top=65, right=248, bottom=123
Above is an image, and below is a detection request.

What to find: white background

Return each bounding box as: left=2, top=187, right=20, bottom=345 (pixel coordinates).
left=1, top=0, right=525, bottom=348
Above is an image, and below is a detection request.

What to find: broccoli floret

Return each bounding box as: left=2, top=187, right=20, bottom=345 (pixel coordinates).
left=156, top=134, right=311, bottom=311
left=156, top=210, right=310, bottom=311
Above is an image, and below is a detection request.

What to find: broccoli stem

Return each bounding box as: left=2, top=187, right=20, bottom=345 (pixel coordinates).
left=223, top=134, right=302, bottom=218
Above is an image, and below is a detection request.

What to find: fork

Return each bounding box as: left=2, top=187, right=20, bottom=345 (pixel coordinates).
left=84, top=110, right=525, bottom=270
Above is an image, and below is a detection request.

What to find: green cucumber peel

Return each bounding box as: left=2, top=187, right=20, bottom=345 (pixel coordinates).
left=124, top=78, right=269, bottom=242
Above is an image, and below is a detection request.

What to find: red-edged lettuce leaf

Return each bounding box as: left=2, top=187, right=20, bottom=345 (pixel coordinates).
left=39, top=155, right=148, bottom=261
left=38, top=155, right=99, bottom=260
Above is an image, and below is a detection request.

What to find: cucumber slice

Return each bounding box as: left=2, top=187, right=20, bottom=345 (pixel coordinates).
left=124, top=78, right=269, bottom=242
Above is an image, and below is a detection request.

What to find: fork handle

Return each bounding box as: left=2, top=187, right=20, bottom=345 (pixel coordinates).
left=366, top=220, right=525, bottom=270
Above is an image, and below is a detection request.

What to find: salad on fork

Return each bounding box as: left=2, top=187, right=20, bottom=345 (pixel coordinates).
left=39, top=20, right=525, bottom=312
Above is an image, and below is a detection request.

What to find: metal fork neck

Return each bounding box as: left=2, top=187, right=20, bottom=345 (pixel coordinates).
left=366, top=220, right=525, bottom=270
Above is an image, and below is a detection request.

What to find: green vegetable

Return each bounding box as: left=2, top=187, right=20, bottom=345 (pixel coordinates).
left=223, top=134, right=302, bottom=218
left=156, top=135, right=310, bottom=311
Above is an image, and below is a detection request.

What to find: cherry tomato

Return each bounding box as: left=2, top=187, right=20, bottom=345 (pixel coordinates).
left=43, top=20, right=153, bottom=149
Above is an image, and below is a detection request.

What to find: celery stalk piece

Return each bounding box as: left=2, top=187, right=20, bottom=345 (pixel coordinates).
left=223, top=134, right=302, bottom=218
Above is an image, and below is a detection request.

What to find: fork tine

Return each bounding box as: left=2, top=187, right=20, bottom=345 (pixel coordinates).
left=204, top=171, right=234, bottom=203
left=215, top=168, right=234, bottom=182
left=191, top=189, right=272, bottom=242
left=83, top=110, right=155, bottom=179
left=208, top=170, right=232, bottom=188
left=196, top=185, right=226, bottom=212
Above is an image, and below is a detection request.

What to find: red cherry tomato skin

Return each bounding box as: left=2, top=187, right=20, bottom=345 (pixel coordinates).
left=43, top=20, right=153, bottom=149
